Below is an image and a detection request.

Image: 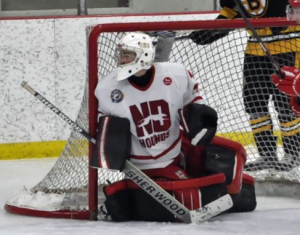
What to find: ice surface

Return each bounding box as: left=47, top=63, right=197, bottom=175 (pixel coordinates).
left=1, top=158, right=300, bottom=235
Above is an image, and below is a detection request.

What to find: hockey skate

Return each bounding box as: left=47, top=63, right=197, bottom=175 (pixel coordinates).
left=273, top=154, right=300, bottom=171
left=244, top=155, right=279, bottom=172
left=289, top=154, right=300, bottom=168
left=244, top=154, right=296, bottom=172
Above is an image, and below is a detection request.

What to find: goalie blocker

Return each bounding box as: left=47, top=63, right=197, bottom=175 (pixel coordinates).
left=91, top=116, right=131, bottom=171
left=95, top=114, right=256, bottom=222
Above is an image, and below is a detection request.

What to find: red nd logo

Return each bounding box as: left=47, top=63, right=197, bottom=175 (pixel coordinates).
left=130, top=100, right=171, bottom=137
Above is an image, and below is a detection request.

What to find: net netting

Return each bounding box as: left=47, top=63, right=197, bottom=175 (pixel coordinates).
left=5, top=18, right=300, bottom=219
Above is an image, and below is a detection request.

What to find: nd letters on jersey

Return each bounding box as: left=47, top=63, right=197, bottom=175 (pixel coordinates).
left=129, top=99, right=171, bottom=148
left=95, top=62, right=203, bottom=170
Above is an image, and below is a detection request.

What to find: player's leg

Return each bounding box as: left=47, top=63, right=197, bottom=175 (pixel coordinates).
left=102, top=165, right=229, bottom=222
left=243, top=54, right=278, bottom=171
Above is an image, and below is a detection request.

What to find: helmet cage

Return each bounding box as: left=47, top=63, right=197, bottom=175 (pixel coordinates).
left=116, top=33, right=155, bottom=81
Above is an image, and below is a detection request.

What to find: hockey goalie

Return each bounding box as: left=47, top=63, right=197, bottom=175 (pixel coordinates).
left=92, top=32, right=257, bottom=222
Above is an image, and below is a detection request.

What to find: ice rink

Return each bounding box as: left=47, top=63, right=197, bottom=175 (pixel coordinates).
left=1, top=158, right=300, bottom=235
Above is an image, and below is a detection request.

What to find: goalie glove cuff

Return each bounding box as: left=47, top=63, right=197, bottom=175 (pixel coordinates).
left=271, top=66, right=300, bottom=97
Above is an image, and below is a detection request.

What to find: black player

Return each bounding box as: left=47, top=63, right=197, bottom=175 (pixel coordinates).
left=190, top=0, right=300, bottom=171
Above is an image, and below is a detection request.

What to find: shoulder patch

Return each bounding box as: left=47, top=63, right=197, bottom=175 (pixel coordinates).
left=242, top=0, right=268, bottom=17
left=111, top=89, right=124, bottom=103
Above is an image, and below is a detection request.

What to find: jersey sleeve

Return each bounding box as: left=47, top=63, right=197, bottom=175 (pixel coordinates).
left=218, top=6, right=239, bottom=20
left=182, top=70, right=205, bottom=106
left=94, top=85, right=106, bottom=121
left=189, top=6, right=238, bottom=46
left=94, top=71, right=117, bottom=120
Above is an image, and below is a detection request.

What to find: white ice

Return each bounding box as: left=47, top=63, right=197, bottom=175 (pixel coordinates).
left=1, top=158, right=300, bottom=235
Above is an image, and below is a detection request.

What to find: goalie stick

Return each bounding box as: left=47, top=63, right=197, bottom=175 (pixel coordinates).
left=21, top=81, right=233, bottom=224
left=234, top=0, right=285, bottom=78
left=148, top=31, right=190, bottom=46
left=153, top=35, right=190, bottom=46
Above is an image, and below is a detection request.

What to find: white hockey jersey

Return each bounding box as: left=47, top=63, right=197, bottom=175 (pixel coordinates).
left=94, top=62, right=204, bottom=170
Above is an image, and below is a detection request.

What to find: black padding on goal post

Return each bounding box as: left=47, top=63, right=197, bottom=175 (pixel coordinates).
left=91, top=116, right=131, bottom=171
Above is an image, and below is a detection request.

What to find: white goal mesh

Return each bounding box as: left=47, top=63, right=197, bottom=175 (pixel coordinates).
left=5, top=17, right=300, bottom=219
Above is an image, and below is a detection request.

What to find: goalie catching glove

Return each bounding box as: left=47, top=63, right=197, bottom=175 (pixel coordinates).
left=179, top=103, right=218, bottom=147
left=271, top=66, right=300, bottom=97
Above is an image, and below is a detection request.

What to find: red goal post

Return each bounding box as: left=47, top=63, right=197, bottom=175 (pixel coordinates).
left=5, top=17, right=300, bottom=220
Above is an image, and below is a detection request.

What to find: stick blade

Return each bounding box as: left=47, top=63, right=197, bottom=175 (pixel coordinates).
left=190, top=194, right=233, bottom=224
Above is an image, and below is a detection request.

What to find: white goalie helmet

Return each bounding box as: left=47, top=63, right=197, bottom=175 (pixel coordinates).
left=116, top=32, right=155, bottom=81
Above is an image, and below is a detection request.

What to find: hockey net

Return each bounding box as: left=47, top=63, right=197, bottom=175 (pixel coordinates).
left=5, top=17, right=300, bottom=219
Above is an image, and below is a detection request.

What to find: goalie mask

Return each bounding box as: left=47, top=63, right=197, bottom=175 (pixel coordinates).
left=116, top=32, right=155, bottom=81
left=287, top=0, right=300, bottom=23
